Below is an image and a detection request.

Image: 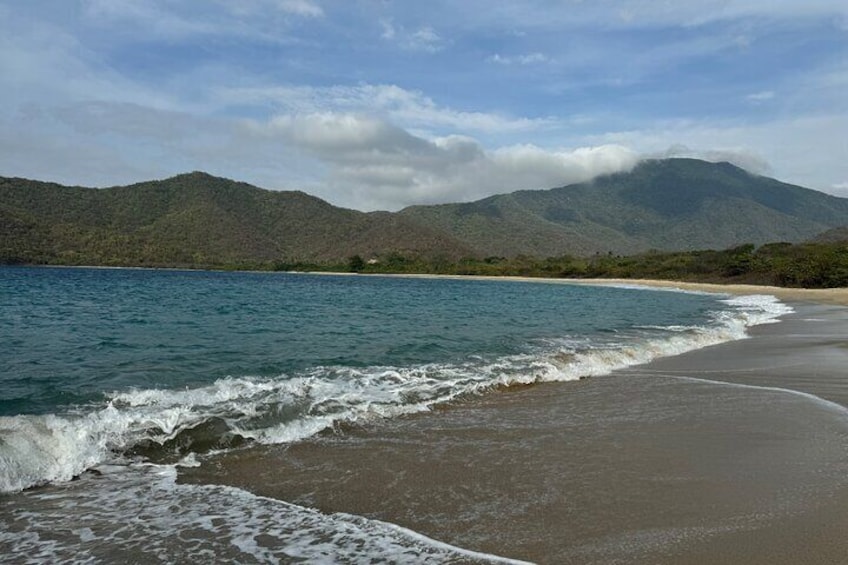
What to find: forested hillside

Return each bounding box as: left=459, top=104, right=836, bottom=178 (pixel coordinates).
left=0, top=172, right=471, bottom=267
left=2, top=159, right=847, bottom=271
left=399, top=159, right=848, bottom=257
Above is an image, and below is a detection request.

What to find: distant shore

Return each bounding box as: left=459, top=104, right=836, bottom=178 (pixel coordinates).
left=564, top=277, right=848, bottom=306
left=302, top=270, right=848, bottom=306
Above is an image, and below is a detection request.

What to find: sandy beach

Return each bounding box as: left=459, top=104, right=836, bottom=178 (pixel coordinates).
left=306, top=271, right=848, bottom=306
left=565, top=278, right=848, bottom=307
left=181, top=283, right=848, bottom=564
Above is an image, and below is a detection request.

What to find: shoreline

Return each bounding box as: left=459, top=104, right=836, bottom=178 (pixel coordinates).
left=8, top=265, right=848, bottom=562
left=298, top=271, right=848, bottom=306
left=563, top=277, right=848, bottom=306
left=181, top=301, right=848, bottom=563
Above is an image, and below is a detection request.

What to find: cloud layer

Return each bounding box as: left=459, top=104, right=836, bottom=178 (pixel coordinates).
left=248, top=112, right=641, bottom=209
left=1, top=1, right=846, bottom=209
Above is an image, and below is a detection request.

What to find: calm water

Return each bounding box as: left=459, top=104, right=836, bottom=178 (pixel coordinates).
left=0, top=266, right=791, bottom=562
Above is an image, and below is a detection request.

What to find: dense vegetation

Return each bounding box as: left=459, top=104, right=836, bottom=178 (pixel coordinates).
left=2, top=161, right=847, bottom=288
left=8, top=239, right=844, bottom=288
left=342, top=241, right=848, bottom=288
left=0, top=172, right=471, bottom=267
left=399, top=158, right=848, bottom=256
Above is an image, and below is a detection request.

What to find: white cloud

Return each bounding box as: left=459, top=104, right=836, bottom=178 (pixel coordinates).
left=243, top=111, right=640, bottom=209
left=223, top=0, right=324, bottom=18
left=216, top=83, right=552, bottom=134
left=80, top=0, right=322, bottom=44
left=253, top=113, right=433, bottom=158
left=653, top=143, right=772, bottom=174
left=2, top=0, right=846, bottom=214
left=82, top=0, right=215, bottom=38
left=0, top=11, right=173, bottom=111
left=380, top=20, right=446, bottom=53
left=274, top=0, right=323, bottom=18
left=488, top=52, right=550, bottom=65
left=746, top=90, right=775, bottom=102
left=585, top=113, right=848, bottom=193
left=455, top=0, right=848, bottom=30
left=832, top=181, right=848, bottom=197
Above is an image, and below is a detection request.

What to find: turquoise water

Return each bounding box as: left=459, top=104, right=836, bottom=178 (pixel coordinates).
left=1, top=266, right=719, bottom=417
left=0, top=266, right=793, bottom=562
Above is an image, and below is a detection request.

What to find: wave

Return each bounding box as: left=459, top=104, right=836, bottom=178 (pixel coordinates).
left=0, top=294, right=792, bottom=493
left=0, top=462, right=531, bottom=564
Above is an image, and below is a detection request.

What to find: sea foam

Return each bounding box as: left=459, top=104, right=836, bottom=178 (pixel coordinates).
left=0, top=293, right=792, bottom=493
left=0, top=463, right=530, bottom=564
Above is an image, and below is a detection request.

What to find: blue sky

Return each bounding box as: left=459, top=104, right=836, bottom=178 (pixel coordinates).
left=1, top=0, right=846, bottom=210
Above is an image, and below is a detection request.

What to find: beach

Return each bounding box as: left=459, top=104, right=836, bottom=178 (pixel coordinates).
left=568, top=278, right=848, bottom=307
left=181, top=282, right=848, bottom=564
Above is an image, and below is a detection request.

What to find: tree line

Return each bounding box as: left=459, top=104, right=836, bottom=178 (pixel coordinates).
left=2, top=239, right=846, bottom=289
left=343, top=241, right=848, bottom=288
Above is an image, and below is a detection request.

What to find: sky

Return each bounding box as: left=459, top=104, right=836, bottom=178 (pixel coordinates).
left=1, top=1, right=846, bottom=211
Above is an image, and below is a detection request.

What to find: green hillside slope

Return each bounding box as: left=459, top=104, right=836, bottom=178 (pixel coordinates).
left=399, top=159, right=848, bottom=256
left=0, top=172, right=472, bottom=266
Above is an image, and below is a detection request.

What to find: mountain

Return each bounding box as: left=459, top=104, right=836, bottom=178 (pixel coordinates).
left=2, top=159, right=847, bottom=268
left=0, top=172, right=472, bottom=266
left=810, top=226, right=848, bottom=244
left=398, top=159, right=848, bottom=257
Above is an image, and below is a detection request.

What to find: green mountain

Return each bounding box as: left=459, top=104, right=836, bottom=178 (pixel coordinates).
left=810, top=226, right=848, bottom=244
left=398, top=159, right=848, bottom=257
left=0, top=172, right=472, bottom=267
left=2, top=159, right=847, bottom=268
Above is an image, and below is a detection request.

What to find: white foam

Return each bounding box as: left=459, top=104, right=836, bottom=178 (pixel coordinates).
left=588, top=282, right=722, bottom=297
left=0, top=294, right=791, bottom=493
left=0, top=464, right=531, bottom=564
left=719, top=294, right=794, bottom=325
left=667, top=375, right=848, bottom=419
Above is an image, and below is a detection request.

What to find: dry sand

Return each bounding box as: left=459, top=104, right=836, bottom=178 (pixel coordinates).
left=565, top=278, right=848, bottom=306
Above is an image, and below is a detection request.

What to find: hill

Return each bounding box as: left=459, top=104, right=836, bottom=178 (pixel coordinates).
left=0, top=172, right=472, bottom=267
left=399, top=159, right=848, bottom=257
left=2, top=159, right=847, bottom=268
left=810, top=226, right=848, bottom=244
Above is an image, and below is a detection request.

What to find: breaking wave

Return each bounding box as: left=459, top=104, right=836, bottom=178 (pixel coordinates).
left=0, top=294, right=792, bottom=493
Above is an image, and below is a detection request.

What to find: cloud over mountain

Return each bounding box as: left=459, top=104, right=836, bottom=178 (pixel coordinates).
left=247, top=112, right=639, bottom=209
left=1, top=1, right=846, bottom=208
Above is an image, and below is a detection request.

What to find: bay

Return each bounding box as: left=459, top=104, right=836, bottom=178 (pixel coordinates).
left=0, top=266, right=794, bottom=563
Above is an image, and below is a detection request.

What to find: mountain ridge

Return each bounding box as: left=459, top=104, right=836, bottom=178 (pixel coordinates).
left=2, top=159, right=847, bottom=267
left=398, top=158, right=848, bottom=256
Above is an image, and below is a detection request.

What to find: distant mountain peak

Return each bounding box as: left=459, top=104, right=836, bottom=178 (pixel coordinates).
left=163, top=171, right=236, bottom=184
left=399, top=158, right=848, bottom=256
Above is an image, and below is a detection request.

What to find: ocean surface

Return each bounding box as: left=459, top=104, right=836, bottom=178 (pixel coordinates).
left=0, top=266, right=793, bottom=563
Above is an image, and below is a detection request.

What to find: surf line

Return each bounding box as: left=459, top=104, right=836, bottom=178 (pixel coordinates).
left=651, top=373, right=848, bottom=419
left=622, top=362, right=808, bottom=376
left=352, top=514, right=537, bottom=565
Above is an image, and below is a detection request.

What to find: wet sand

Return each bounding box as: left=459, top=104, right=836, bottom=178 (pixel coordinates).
left=181, top=301, right=848, bottom=564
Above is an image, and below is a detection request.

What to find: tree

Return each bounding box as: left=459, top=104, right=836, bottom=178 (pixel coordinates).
left=347, top=255, right=365, bottom=272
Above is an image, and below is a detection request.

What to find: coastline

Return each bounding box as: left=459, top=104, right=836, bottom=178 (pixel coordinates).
left=6, top=266, right=848, bottom=562
left=181, top=293, right=848, bottom=563
left=300, top=270, right=848, bottom=306
left=564, top=277, right=848, bottom=306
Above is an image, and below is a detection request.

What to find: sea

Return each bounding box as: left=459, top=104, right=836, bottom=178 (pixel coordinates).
left=0, top=266, right=793, bottom=563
